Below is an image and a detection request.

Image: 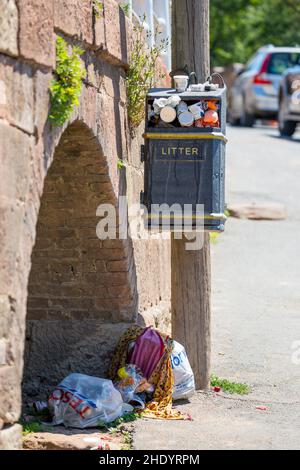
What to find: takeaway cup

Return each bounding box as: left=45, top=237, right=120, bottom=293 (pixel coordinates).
left=174, top=75, right=189, bottom=93
left=178, top=111, right=194, bottom=127
left=176, top=101, right=189, bottom=116
left=160, top=106, right=177, bottom=123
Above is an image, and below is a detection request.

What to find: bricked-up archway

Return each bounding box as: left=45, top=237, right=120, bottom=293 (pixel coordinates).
left=23, top=121, right=137, bottom=399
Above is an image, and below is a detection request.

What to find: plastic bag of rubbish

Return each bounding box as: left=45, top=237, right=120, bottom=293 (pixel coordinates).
left=114, top=364, right=154, bottom=407
left=48, top=373, right=133, bottom=429
left=128, top=327, right=165, bottom=380
left=171, top=341, right=195, bottom=401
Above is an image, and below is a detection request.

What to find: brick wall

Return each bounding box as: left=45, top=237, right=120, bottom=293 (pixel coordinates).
left=0, top=0, right=171, bottom=448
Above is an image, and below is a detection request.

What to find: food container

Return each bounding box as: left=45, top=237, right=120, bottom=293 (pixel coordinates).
left=178, top=111, right=194, bottom=127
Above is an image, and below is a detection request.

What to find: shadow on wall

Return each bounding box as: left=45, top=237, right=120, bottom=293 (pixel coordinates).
left=23, top=121, right=138, bottom=401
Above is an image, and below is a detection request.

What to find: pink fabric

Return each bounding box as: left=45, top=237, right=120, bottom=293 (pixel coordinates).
left=128, top=327, right=165, bottom=380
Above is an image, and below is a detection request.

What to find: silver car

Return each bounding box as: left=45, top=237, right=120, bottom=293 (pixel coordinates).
left=278, top=64, right=300, bottom=137
left=229, top=45, right=300, bottom=127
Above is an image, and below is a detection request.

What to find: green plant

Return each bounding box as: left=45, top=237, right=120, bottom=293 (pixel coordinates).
left=107, top=411, right=141, bottom=430
left=106, top=412, right=140, bottom=450
left=93, top=0, right=104, bottom=18
left=49, top=37, right=86, bottom=126
left=121, top=3, right=130, bottom=17
left=120, top=430, right=133, bottom=450
left=117, top=158, right=126, bottom=170
left=210, top=232, right=220, bottom=245
left=21, top=421, right=42, bottom=436
left=211, top=375, right=251, bottom=395
left=126, top=17, right=168, bottom=132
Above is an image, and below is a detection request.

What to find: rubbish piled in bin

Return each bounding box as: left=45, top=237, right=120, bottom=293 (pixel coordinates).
left=33, top=326, right=195, bottom=428
left=147, top=73, right=224, bottom=130
left=148, top=96, right=221, bottom=129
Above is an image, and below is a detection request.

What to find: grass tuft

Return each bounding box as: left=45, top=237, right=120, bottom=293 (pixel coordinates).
left=21, top=421, right=42, bottom=436
left=107, top=411, right=141, bottom=431
left=211, top=375, right=251, bottom=395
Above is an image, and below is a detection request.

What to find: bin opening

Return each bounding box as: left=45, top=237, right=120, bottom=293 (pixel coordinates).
left=147, top=90, right=222, bottom=131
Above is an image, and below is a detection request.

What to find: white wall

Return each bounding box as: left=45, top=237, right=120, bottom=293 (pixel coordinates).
left=127, top=0, right=171, bottom=70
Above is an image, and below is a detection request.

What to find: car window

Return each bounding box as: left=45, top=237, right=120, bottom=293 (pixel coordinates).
left=267, top=53, right=300, bottom=74
left=245, top=52, right=265, bottom=72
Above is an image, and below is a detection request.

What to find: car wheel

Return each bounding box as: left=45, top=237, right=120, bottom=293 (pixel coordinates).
left=241, top=101, right=255, bottom=127
left=278, top=99, right=297, bottom=137
left=228, top=113, right=240, bottom=126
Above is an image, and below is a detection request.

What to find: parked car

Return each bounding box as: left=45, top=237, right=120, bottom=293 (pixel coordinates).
left=278, top=64, right=300, bottom=136
left=229, top=45, right=300, bottom=127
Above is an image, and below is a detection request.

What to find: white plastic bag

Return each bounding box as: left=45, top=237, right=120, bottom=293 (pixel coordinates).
left=48, top=373, right=133, bottom=429
left=171, top=341, right=195, bottom=400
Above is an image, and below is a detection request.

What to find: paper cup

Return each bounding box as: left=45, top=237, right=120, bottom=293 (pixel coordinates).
left=160, top=106, right=177, bottom=123
left=174, top=75, right=189, bottom=93
left=178, top=111, right=194, bottom=127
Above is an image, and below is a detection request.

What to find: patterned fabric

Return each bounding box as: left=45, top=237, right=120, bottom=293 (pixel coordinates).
left=108, top=326, right=185, bottom=420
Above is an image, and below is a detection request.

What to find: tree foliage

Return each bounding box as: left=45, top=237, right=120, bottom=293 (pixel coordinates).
left=210, top=0, right=300, bottom=66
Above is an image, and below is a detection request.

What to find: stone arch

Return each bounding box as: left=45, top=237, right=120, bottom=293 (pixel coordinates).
left=23, top=120, right=137, bottom=399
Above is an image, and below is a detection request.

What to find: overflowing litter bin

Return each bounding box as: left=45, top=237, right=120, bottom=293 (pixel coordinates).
left=142, top=84, right=227, bottom=231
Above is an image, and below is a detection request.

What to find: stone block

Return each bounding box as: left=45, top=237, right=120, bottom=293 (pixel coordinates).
left=23, top=427, right=122, bottom=450
left=228, top=203, right=287, bottom=221
left=34, top=70, right=52, bottom=139
left=0, top=0, right=18, bottom=57
left=0, top=365, right=21, bottom=425
left=0, top=198, right=25, bottom=295
left=0, top=122, right=32, bottom=200
left=103, top=0, right=128, bottom=65
left=18, top=0, right=55, bottom=68
left=0, top=55, right=35, bottom=134
left=23, top=321, right=134, bottom=399
left=54, top=0, right=93, bottom=45
left=0, top=296, right=11, bottom=339
left=0, top=424, right=22, bottom=449
left=94, top=5, right=105, bottom=48
left=0, top=339, right=7, bottom=366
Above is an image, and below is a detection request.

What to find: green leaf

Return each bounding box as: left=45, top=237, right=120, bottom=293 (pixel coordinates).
left=49, top=37, right=85, bottom=126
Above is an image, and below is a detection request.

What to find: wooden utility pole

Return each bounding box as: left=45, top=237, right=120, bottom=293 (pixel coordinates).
left=171, top=0, right=211, bottom=390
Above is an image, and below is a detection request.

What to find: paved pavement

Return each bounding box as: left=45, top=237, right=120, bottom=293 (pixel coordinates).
left=133, top=125, right=300, bottom=450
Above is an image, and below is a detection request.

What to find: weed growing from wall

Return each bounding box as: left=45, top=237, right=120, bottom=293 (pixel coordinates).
left=121, top=3, right=130, bottom=17
left=126, top=17, right=168, bottom=133
left=49, top=37, right=86, bottom=127
left=93, top=0, right=104, bottom=18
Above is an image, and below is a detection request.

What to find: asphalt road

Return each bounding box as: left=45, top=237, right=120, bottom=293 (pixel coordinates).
left=133, top=124, right=300, bottom=450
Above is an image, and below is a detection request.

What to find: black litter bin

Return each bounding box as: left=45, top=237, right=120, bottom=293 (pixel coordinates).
left=142, top=86, right=227, bottom=232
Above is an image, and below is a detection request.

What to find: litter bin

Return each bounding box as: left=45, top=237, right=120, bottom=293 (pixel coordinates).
left=142, top=85, right=227, bottom=231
